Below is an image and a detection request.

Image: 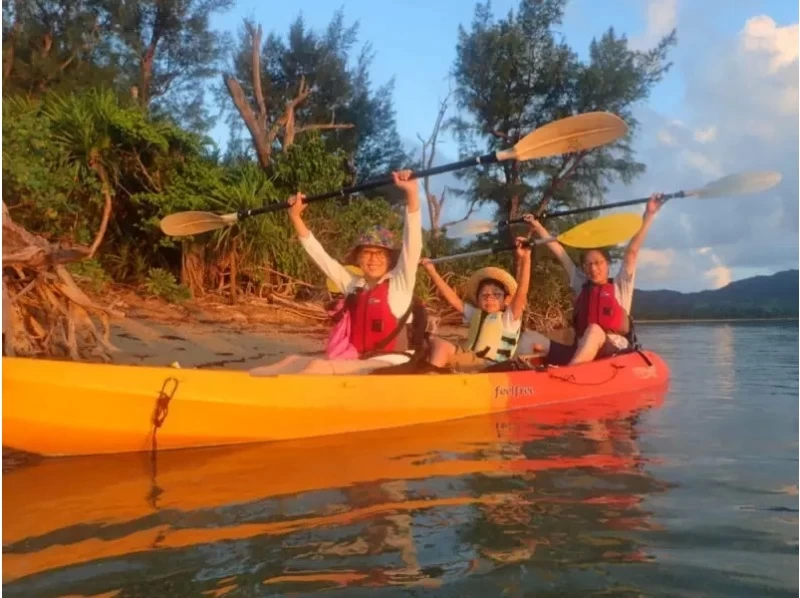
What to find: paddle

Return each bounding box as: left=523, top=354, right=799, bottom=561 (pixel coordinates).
left=443, top=170, right=783, bottom=239
left=159, top=111, right=628, bottom=237
left=428, top=213, right=643, bottom=264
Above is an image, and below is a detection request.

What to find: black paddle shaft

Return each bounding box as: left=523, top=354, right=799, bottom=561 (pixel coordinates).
left=499, top=190, right=685, bottom=226
left=236, top=151, right=500, bottom=221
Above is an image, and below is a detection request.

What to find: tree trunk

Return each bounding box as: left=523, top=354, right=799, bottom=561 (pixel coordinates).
left=223, top=75, right=273, bottom=169
left=229, top=240, right=238, bottom=305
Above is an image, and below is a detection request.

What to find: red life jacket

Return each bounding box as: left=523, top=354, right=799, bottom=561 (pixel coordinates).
left=572, top=279, right=630, bottom=338
left=345, top=280, right=405, bottom=355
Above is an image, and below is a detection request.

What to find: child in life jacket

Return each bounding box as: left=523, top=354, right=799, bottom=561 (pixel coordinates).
left=518, top=193, right=666, bottom=365
left=419, top=238, right=531, bottom=372
left=250, top=170, right=423, bottom=376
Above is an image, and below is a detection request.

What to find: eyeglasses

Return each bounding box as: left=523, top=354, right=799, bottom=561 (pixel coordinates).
left=360, top=249, right=388, bottom=261
left=478, top=291, right=505, bottom=300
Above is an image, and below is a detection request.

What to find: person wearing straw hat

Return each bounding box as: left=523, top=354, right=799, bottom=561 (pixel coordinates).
left=420, top=238, right=531, bottom=372
left=518, top=193, right=666, bottom=365
left=250, top=170, right=425, bottom=376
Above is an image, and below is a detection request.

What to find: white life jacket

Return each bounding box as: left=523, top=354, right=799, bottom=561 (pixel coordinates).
left=463, top=310, right=520, bottom=362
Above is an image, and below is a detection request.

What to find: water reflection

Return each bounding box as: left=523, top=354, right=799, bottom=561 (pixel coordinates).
left=713, top=324, right=736, bottom=398
left=3, top=386, right=668, bottom=597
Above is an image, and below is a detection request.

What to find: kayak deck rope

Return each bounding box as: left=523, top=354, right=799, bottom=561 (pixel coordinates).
left=548, top=362, right=625, bottom=386
left=147, top=376, right=178, bottom=510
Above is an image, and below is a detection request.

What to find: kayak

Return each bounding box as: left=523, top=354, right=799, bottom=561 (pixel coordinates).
left=1, top=349, right=669, bottom=457
left=4, top=390, right=665, bottom=583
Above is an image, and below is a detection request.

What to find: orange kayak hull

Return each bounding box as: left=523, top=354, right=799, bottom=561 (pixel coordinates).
left=2, top=350, right=669, bottom=457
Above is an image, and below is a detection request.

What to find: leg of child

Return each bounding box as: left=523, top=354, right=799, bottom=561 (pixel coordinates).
left=299, top=357, right=402, bottom=375
left=249, top=355, right=313, bottom=376
left=427, top=337, right=457, bottom=368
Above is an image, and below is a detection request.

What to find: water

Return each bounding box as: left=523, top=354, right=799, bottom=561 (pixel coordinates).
left=3, top=322, right=798, bottom=597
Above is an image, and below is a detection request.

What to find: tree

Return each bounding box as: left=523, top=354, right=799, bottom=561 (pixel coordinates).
left=99, top=0, right=235, bottom=131
left=449, top=0, right=676, bottom=228
left=221, top=10, right=407, bottom=178
left=2, top=0, right=112, bottom=96
left=447, top=0, right=676, bottom=329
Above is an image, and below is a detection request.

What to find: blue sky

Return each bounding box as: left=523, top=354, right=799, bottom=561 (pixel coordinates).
left=207, top=0, right=798, bottom=292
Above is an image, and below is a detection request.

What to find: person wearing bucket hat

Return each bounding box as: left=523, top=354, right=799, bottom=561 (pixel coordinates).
left=517, top=193, right=666, bottom=365
left=250, top=169, right=425, bottom=376
left=419, top=237, right=532, bottom=372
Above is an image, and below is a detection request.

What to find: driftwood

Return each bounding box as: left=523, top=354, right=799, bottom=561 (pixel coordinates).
left=2, top=201, right=124, bottom=361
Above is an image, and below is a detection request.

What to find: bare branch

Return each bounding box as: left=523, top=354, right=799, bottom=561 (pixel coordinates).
left=281, top=76, right=353, bottom=147
left=247, top=22, right=267, bottom=130
left=224, top=73, right=272, bottom=168
left=88, top=160, right=113, bottom=258
left=533, top=150, right=588, bottom=217
left=133, top=151, right=162, bottom=192
left=417, top=92, right=452, bottom=233
left=441, top=195, right=481, bottom=230
left=487, top=130, right=511, bottom=141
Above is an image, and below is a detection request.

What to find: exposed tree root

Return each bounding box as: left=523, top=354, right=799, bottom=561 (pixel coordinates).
left=3, top=201, right=124, bottom=361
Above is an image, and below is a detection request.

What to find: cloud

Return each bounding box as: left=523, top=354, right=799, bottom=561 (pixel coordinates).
left=631, top=0, right=679, bottom=50
left=693, top=126, right=717, bottom=143
left=610, top=10, right=798, bottom=292
left=741, top=16, right=799, bottom=73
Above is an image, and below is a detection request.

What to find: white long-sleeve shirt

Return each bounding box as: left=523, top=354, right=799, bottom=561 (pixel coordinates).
left=299, top=208, right=423, bottom=318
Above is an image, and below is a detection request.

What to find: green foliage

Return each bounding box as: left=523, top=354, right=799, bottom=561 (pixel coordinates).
left=449, top=0, right=677, bottom=228
left=2, top=0, right=680, bottom=332
left=66, top=259, right=112, bottom=293
left=144, top=268, right=191, bottom=303
left=224, top=9, right=407, bottom=180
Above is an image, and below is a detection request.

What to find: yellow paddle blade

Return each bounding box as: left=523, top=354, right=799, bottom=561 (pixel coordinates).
left=502, top=112, right=628, bottom=162
left=159, top=211, right=238, bottom=236
left=556, top=213, right=643, bottom=248
left=325, top=265, right=364, bottom=293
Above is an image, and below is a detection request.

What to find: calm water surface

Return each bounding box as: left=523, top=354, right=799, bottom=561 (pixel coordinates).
left=3, top=322, right=798, bottom=597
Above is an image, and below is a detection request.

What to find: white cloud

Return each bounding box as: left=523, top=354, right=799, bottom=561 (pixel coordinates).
left=705, top=266, right=732, bottom=289
left=638, top=248, right=675, bottom=268
left=657, top=128, right=677, bottom=146
left=693, top=126, right=717, bottom=143
left=741, top=16, right=799, bottom=73
left=611, top=9, right=799, bottom=292
left=632, top=0, right=679, bottom=50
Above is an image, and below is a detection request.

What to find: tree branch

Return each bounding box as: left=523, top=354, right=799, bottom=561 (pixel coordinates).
left=417, top=92, right=451, bottom=233
left=533, top=150, right=588, bottom=217
left=224, top=73, right=272, bottom=168
left=88, top=160, right=113, bottom=258
left=246, top=22, right=268, bottom=131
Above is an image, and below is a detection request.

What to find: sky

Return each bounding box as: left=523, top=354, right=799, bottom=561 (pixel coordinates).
left=207, top=0, right=799, bottom=293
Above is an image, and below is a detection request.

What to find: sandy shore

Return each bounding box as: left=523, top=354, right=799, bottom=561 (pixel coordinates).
left=100, top=289, right=473, bottom=371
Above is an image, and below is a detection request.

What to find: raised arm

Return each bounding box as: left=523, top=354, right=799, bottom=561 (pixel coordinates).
left=389, top=170, right=422, bottom=290
left=420, top=259, right=465, bottom=314
left=509, top=237, right=532, bottom=321
left=524, top=214, right=576, bottom=282
left=623, top=192, right=665, bottom=275
left=288, top=192, right=356, bottom=294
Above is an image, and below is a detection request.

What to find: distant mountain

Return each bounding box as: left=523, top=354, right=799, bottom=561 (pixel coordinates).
left=632, top=269, right=799, bottom=320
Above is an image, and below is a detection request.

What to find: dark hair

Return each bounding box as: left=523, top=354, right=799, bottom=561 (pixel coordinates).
left=580, top=248, right=611, bottom=266
left=477, top=278, right=509, bottom=296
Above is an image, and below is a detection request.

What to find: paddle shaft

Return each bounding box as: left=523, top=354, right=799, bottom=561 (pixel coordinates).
left=500, top=190, right=688, bottom=226
left=236, top=151, right=500, bottom=221
left=427, top=237, right=557, bottom=264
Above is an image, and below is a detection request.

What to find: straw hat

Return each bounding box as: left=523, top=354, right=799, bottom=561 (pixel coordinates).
left=344, top=225, right=399, bottom=266
left=465, top=267, right=518, bottom=305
